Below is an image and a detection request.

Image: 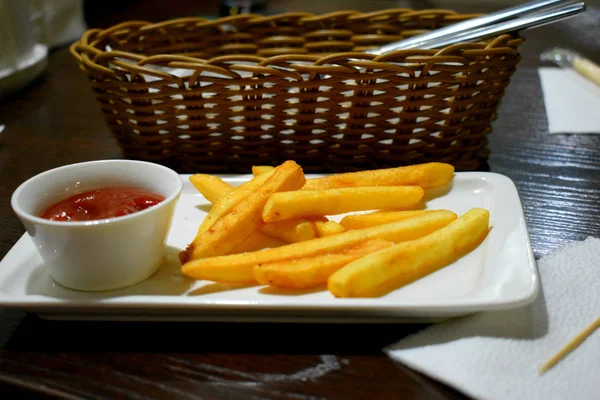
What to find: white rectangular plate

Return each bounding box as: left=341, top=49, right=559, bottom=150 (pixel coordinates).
left=0, top=172, right=538, bottom=323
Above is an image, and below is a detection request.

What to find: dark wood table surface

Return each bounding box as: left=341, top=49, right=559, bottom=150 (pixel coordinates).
left=1, top=2, right=599, bottom=399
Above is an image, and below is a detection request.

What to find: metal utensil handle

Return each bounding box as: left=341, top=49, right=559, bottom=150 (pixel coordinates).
left=414, top=1, right=584, bottom=50
left=368, top=0, right=581, bottom=54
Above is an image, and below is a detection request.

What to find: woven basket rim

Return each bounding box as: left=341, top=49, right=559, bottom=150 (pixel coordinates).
left=70, top=8, right=525, bottom=72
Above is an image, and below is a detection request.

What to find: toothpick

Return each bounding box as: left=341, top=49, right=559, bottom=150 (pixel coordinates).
left=539, top=316, right=600, bottom=375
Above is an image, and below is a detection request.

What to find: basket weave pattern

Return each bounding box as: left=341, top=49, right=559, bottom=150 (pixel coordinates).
left=71, top=9, right=523, bottom=172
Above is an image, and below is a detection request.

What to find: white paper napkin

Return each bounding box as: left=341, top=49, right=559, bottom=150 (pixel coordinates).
left=385, top=236, right=600, bottom=400
left=538, top=67, right=600, bottom=134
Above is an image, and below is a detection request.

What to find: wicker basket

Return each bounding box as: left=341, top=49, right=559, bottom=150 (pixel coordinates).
left=70, top=9, right=523, bottom=173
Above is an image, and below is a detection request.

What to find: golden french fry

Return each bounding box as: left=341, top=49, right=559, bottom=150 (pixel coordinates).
left=314, top=220, right=346, bottom=237
left=187, top=176, right=325, bottom=241
left=303, top=162, right=454, bottom=190
left=252, top=165, right=275, bottom=176
left=181, top=210, right=457, bottom=284
left=328, top=208, right=490, bottom=298
left=340, top=210, right=438, bottom=230
left=262, top=186, right=424, bottom=222
left=181, top=160, right=305, bottom=261
left=194, top=163, right=453, bottom=205
left=189, top=174, right=234, bottom=204
left=196, top=170, right=274, bottom=235
left=231, top=231, right=286, bottom=254
left=253, top=239, right=393, bottom=289
left=259, top=218, right=321, bottom=243
left=190, top=174, right=235, bottom=204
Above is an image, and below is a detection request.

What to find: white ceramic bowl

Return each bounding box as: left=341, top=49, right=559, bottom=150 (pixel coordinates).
left=11, top=159, right=183, bottom=291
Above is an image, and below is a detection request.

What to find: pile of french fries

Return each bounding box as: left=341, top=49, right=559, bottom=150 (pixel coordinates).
left=179, top=160, right=490, bottom=298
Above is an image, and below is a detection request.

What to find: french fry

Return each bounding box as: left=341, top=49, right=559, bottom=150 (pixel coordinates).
left=328, top=208, right=490, bottom=298
left=253, top=239, right=392, bottom=289
left=252, top=165, right=275, bottom=176
left=181, top=210, right=457, bottom=284
left=231, top=231, right=286, bottom=254
left=262, top=186, right=424, bottom=222
left=195, top=170, right=274, bottom=235
left=189, top=174, right=234, bottom=204
left=181, top=160, right=305, bottom=261
left=314, top=220, right=346, bottom=237
left=302, top=162, right=454, bottom=190
left=259, top=218, right=322, bottom=243
left=188, top=176, right=328, bottom=243
left=340, top=210, right=438, bottom=230
left=191, top=163, right=453, bottom=204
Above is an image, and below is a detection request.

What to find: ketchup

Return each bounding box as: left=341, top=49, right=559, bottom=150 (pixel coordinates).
left=39, top=187, right=165, bottom=222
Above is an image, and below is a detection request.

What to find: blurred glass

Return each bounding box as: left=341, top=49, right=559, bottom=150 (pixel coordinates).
left=0, top=0, right=49, bottom=98
left=0, top=0, right=37, bottom=72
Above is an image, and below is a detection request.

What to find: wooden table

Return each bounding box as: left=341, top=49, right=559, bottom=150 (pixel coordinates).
left=1, top=4, right=599, bottom=399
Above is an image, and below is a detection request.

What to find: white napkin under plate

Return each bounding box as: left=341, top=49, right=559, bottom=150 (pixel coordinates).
left=538, top=67, right=600, bottom=134
left=385, top=236, right=600, bottom=400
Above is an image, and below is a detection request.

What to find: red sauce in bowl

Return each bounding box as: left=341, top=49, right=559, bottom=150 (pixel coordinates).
left=39, top=187, right=165, bottom=222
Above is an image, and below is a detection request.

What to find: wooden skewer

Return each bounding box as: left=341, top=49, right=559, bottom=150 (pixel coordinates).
left=573, top=58, right=600, bottom=87
left=539, top=316, right=600, bottom=375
